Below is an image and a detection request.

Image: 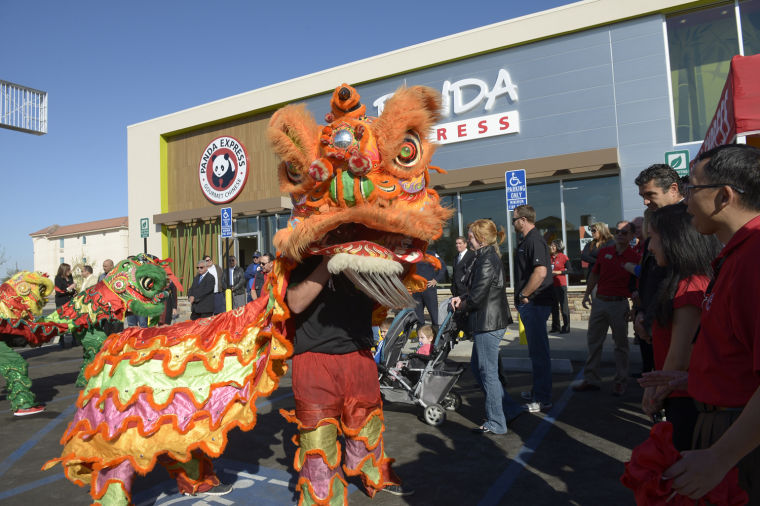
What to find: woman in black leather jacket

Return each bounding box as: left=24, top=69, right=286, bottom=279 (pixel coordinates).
left=451, top=219, right=523, bottom=435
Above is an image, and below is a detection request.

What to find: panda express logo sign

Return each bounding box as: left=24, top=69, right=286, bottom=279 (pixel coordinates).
left=198, top=136, right=249, bottom=204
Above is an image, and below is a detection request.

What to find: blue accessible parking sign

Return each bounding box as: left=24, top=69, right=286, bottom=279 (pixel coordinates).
left=221, top=207, right=232, bottom=238
left=505, top=169, right=527, bottom=210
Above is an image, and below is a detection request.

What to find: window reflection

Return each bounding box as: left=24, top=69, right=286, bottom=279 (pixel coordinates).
left=562, top=176, right=622, bottom=283
left=433, top=175, right=621, bottom=286
left=667, top=3, right=739, bottom=143
left=741, top=0, right=760, bottom=55
left=430, top=194, right=459, bottom=281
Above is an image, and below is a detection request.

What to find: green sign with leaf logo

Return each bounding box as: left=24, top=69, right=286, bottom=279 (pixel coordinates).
left=140, top=218, right=150, bottom=238
left=665, top=150, right=690, bottom=177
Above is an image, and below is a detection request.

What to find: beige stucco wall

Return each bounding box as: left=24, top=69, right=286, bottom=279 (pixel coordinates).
left=33, top=229, right=129, bottom=278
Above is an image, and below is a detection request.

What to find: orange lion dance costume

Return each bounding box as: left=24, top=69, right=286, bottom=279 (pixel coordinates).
left=44, top=83, right=450, bottom=506
left=269, top=83, right=451, bottom=504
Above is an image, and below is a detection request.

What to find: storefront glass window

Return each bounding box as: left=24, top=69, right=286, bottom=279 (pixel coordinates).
left=741, top=0, right=760, bottom=55
left=236, top=217, right=259, bottom=235
left=459, top=188, right=509, bottom=249
left=436, top=175, right=621, bottom=286
left=561, top=175, right=622, bottom=282
left=667, top=3, right=740, bottom=143
left=260, top=215, right=277, bottom=255
left=430, top=194, right=459, bottom=281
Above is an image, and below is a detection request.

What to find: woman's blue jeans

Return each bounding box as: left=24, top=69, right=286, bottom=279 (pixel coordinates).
left=471, top=329, right=523, bottom=434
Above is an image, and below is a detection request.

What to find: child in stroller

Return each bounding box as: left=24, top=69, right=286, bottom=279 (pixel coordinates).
left=376, top=307, right=465, bottom=426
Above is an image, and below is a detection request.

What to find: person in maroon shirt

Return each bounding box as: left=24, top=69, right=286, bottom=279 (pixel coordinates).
left=549, top=239, right=570, bottom=334
left=574, top=220, right=641, bottom=396
left=643, top=144, right=760, bottom=502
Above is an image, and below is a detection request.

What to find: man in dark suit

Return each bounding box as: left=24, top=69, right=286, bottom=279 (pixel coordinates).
left=451, top=236, right=476, bottom=297
left=188, top=259, right=215, bottom=320
left=203, top=254, right=227, bottom=314
left=226, top=255, right=246, bottom=308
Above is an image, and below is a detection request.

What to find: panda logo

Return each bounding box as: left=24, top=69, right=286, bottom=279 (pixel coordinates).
left=198, top=136, right=250, bottom=204
left=212, top=153, right=235, bottom=188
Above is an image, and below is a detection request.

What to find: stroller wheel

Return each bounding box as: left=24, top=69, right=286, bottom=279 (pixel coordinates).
left=442, top=392, right=462, bottom=411
left=423, top=404, right=446, bottom=426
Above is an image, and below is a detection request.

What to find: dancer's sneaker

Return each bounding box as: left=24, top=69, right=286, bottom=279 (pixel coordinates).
left=381, top=484, right=414, bottom=496
left=183, top=483, right=233, bottom=496
left=14, top=405, right=45, bottom=416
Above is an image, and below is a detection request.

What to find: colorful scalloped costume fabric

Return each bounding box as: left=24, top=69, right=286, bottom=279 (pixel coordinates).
left=44, top=263, right=292, bottom=504
left=43, top=259, right=293, bottom=504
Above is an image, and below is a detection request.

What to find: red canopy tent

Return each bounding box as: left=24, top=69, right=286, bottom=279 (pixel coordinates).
left=694, top=53, right=760, bottom=165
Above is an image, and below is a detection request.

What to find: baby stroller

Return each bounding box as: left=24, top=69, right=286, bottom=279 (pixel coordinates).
left=376, top=307, right=465, bottom=426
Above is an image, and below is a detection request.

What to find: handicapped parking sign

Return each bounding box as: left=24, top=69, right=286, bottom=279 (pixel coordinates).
left=505, top=169, right=527, bottom=211
left=220, top=207, right=232, bottom=238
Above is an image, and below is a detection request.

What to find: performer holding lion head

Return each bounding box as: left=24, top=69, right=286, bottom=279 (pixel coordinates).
left=270, top=83, right=451, bottom=504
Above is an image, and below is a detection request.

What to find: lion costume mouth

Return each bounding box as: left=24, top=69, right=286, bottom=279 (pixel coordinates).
left=269, top=84, right=452, bottom=308
left=304, top=224, right=427, bottom=308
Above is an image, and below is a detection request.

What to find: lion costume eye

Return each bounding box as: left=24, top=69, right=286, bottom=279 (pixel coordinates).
left=284, top=161, right=304, bottom=184
left=140, top=278, right=154, bottom=291
left=394, top=132, right=421, bottom=168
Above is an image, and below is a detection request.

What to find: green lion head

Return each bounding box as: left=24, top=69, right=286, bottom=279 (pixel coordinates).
left=101, top=254, right=169, bottom=318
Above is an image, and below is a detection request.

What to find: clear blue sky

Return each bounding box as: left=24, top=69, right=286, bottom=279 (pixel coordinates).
left=0, top=0, right=573, bottom=272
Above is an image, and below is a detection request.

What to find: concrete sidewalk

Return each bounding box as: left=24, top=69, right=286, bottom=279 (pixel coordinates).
left=442, top=318, right=643, bottom=373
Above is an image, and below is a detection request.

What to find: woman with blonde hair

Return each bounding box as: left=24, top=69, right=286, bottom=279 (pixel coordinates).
left=580, top=221, right=614, bottom=279
left=451, top=219, right=522, bottom=434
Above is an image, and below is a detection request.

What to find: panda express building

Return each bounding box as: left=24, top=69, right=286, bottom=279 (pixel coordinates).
left=128, top=0, right=760, bottom=292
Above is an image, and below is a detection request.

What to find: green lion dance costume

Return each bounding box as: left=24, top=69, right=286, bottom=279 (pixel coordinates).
left=43, top=254, right=170, bottom=387
left=0, top=271, right=56, bottom=415
left=45, top=83, right=450, bottom=506
left=0, top=256, right=171, bottom=415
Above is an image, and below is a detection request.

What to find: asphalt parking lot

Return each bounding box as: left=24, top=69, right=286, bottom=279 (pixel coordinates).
left=1, top=322, right=647, bottom=505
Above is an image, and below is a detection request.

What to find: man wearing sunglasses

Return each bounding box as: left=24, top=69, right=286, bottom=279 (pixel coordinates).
left=188, top=259, right=214, bottom=320
left=658, top=144, right=760, bottom=502
left=575, top=220, right=640, bottom=396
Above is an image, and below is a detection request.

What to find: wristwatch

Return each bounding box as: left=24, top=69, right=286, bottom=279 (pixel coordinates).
left=519, top=291, right=529, bottom=300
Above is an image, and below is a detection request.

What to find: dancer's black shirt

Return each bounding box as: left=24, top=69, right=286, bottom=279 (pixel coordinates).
left=289, top=256, right=374, bottom=355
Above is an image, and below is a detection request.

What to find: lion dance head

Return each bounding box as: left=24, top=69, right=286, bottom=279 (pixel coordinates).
left=100, top=254, right=170, bottom=318
left=268, top=84, right=452, bottom=308
left=0, top=271, right=54, bottom=320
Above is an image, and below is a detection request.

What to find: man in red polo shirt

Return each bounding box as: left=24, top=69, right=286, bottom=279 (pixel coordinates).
left=574, top=220, right=640, bottom=396
left=660, top=144, right=760, bottom=501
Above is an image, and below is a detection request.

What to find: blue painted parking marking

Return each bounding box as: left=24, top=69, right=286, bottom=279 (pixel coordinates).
left=478, top=369, right=583, bottom=505
left=0, top=403, right=77, bottom=478
left=134, top=458, right=360, bottom=506
left=0, top=474, right=66, bottom=501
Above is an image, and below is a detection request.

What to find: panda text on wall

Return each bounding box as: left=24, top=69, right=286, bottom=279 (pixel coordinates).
left=212, top=153, right=236, bottom=189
